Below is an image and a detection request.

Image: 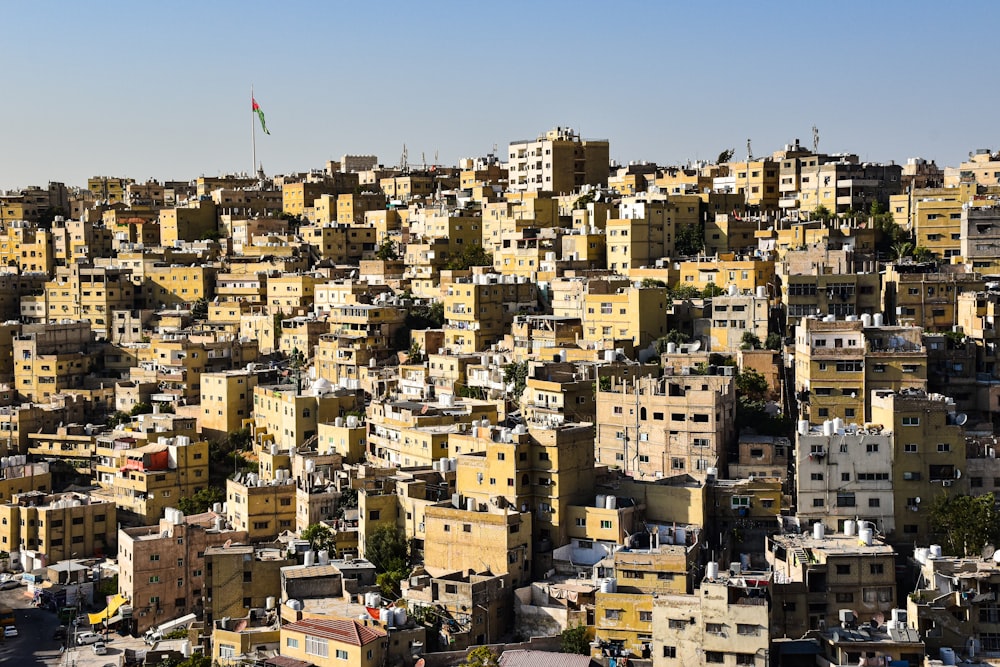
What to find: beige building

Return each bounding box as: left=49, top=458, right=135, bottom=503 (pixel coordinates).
left=118, top=510, right=247, bottom=632
left=595, top=372, right=735, bottom=479
left=508, top=127, right=609, bottom=194
left=200, top=370, right=260, bottom=442
left=279, top=618, right=387, bottom=667
left=226, top=475, right=297, bottom=542
left=0, top=490, right=115, bottom=565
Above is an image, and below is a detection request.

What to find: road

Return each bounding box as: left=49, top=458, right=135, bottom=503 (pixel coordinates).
left=0, top=585, right=63, bottom=665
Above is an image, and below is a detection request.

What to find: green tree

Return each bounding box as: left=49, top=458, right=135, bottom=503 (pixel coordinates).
left=717, top=148, right=735, bottom=164
left=655, top=330, right=689, bottom=354
left=674, top=223, right=704, bottom=256
left=573, top=192, right=595, bottom=209
left=129, top=402, right=153, bottom=416
left=105, top=411, right=131, bottom=428
left=560, top=624, right=591, bottom=654
left=504, top=361, right=529, bottom=401
left=929, top=493, right=1000, bottom=557
left=302, top=523, right=337, bottom=554
left=461, top=646, right=499, bottom=667
left=702, top=282, right=725, bottom=298
left=365, top=525, right=410, bottom=598
left=891, top=241, right=914, bottom=261
left=407, top=340, right=424, bottom=364
left=177, top=486, right=224, bottom=515
left=641, top=278, right=667, bottom=288
left=335, top=487, right=359, bottom=520
left=765, top=333, right=782, bottom=350
left=739, top=331, right=762, bottom=350
left=191, top=297, right=208, bottom=319
left=669, top=284, right=702, bottom=301
left=736, top=368, right=769, bottom=402
left=912, top=246, right=935, bottom=263
left=812, top=205, right=833, bottom=221
left=375, top=238, right=399, bottom=261
left=445, top=244, right=494, bottom=271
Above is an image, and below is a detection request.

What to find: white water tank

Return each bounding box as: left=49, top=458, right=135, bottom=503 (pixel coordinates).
left=604, top=349, right=616, bottom=362
left=844, top=520, right=856, bottom=537
left=813, top=522, right=826, bottom=540
left=466, top=497, right=476, bottom=512
left=706, top=562, right=720, bottom=580
left=270, top=444, right=278, bottom=456
left=822, top=420, right=835, bottom=437
left=859, top=527, right=874, bottom=546
left=599, top=578, right=617, bottom=593
left=335, top=417, right=344, bottom=427
left=395, top=607, right=407, bottom=626
left=266, top=596, right=276, bottom=610
left=873, top=313, right=884, bottom=327
left=930, top=544, right=943, bottom=559
left=915, top=547, right=930, bottom=564
left=596, top=494, right=607, bottom=509
left=605, top=495, right=616, bottom=510
left=287, top=599, right=303, bottom=611
left=675, top=527, right=687, bottom=545
left=797, top=420, right=809, bottom=435
left=833, top=417, right=845, bottom=433
left=347, top=415, right=359, bottom=428
left=181, top=640, right=192, bottom=657
left=304, top=550, right=315, bottom=567
left=666, top=342, right=677, bottom=354
left=861, top=313, right=872, bottom=328
left=756, top=286, right=767, bottom=299
left=318, top=550, right=330, bottom=565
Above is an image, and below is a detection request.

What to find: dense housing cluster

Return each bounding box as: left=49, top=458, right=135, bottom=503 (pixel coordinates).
left=3, top=131, right=1000, bottom=666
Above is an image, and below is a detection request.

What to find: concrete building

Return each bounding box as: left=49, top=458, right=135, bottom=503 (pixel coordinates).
left=402, top=569, right=510, bottom=649
left=0, top=490, right=115, bottom=567
left=118, top=509, right=247, bottom=633
left=204, top=543, right=293, bottom=626
left=508, top=127, right=610, bottom=194
left=279, top=618, right=387, bottom=667
left=595, top=372, right=735, bottom=480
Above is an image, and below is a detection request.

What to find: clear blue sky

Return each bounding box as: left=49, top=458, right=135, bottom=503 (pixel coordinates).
left=1, top=0, right=997, bottom=190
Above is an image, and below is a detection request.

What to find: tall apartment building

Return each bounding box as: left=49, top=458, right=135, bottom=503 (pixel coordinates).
left=595, top=372, right=735, bottom=479
left=118, top=510, right=247, bottom=633
left=882, top=263, right=983, bottom=331
left=0, top=490, right=115, bottom=565
left=508, top=127, right=609, bottom=194
left=443, top=272, right=537, bottom=354
left=794, top=317, right=926, bottom=424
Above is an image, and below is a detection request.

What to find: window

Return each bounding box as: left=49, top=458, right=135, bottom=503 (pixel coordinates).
left=286, top=638, right=299, bottom=649
left=837, top=492, right=856, bottom=507
left=904, top=443, right=918, bottom=453
left=668, top=619, right=687, bottom=629
left=731, top=496, right=751, bottom=509
left=869, top=498, right=881, bottom=508
left=605, top=609, right=622, bottom=620
left=812, top=498, right=824, bottom=507
left=937, top=443, right=951, bottom=453
left=639, top=611, right=652, bottom=622
left=902, top=417, right=920, bottom=426
left=706, top=652, right=724, bottom=663
left=811, top=473, right=824, bottom=481
left=738, top=623, right=759, bottom=636
left=149, top=576, right=160, bottom=583
left=305, top=636, right=330, bottom=658
left=870, top=564, right=884, bottom=575
left=706, top=622, right=724, bottom=634
left=600, top=520, right=613, bottom=529
left=736, top=655, right=756, bottom=666
left=663, top=646, right=677, bottom=658
left=335, top=649, right=349, bottom=660
left=836, top=564, right=851, bottom=575
left=835, top=592, right=854, bottom=603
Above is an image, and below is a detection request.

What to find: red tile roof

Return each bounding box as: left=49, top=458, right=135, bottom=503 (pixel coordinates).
left=283, top=618, right=387, bottom=646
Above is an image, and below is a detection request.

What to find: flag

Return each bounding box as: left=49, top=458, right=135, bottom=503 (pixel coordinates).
left=252, top=97, right=270, bottom=135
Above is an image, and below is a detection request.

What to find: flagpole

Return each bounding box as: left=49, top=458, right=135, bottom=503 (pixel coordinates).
left=251, top=84, right=257, bottom=178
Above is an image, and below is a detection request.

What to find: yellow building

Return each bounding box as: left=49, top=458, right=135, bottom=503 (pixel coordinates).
left=581, top=284, right=667, bottom=348
left=12, top=321, right=102, bottom=402
left=0, top=222, right=54, bottom=274
left=252, top=383, right=359, bottom=451
left=268, top=273, right=319, bottom=315
left=140, top=263, right=215, bottom=309
left=200, top=370, right=259, bottom=443
left=0, top=491, right=116, bottom=563
left=212, top=617, right=281, bottom=666
left=226, top=476, right=297, bottom=541
left=159, top=199, right=218, bottom=244
left=204, top=543, right=294, bottom=626
left=716, top=158, right=780, bottom=210
left=280, top=618, right=387, bottom=667
left=882, top=263, right=983, bottom=331
left=443, top=272, right=537, bottom=354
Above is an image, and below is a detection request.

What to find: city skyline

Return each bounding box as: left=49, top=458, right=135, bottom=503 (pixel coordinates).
left=2, top=0, right=998, bottom=189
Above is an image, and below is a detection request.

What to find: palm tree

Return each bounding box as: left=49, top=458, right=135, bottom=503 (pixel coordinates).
left=891, top=241, right=914, bottom=262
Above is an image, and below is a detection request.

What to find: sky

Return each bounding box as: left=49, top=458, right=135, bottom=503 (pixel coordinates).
left=1, top=0, right=998, bottom=191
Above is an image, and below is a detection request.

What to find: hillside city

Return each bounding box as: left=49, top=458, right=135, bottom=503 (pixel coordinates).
left=1, top=127, right=1000, bottom=666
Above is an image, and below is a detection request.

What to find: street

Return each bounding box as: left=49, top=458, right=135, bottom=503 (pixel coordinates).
left=0, top=585, right=63, bottom=665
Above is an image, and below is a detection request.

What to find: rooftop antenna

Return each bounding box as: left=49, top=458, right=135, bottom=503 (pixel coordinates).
left=421, top=151, right=426, bottom=170
left=813, top=125, right=820, bottom=153
left=400, top=144, right=408, bottom=172
left=434, top=150, right=439, bottom=166
left=746, top=138, right=753, bottom=161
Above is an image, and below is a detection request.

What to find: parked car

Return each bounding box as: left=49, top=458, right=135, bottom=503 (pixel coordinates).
left=92, top=642, right=107, bottom=655
left=75, top=631, right=102, bottom=645
left=4, top=626, right=17, bottom=638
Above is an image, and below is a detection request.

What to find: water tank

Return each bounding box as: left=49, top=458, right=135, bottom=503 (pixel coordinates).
left=395, top=606, right=407, bottom=626
left=756, top=286, right=767, bottom=299
left=304, top=550, right=315, bottom=567
left=181, top=640, right=192, bottom=657
left=728, top=284, right=738, bottom=297
left=604, top=349, right=616, bottom=362
left=833, top=417, right=845, bottom=433
left=846, top=315, right=858, bottom=322
left=214, top=517, right=224, bottom=532
left=861, top=313, right=872, bottom=328
left=347, top=415, right=359, bottom=428
left=859, top=527, right=873, bottom=546
left=930, top=544, right=943, bottom=559
left=822, top=420, right=835, bottom=437
left=335, top=417, right=345, bottom=427
left=596, top=494, right=607, bottom=509
left=706, top=562, right=720, bottom=580
left=599, top=578, right=617, bottom=593
left=213, top=503, right=223, bottom=513
left=449, top=458, right=457, bottom=471
left=466, top=497, right=476, bottom=512
left=605, top=495, right=616, bottom=510
left=368, top=592, right=382, bottom=608
left=915, top=547, right=930, bottom=564
left=940, top=648, right=956, bottom=666
left=305, top=460, right=316, bottom=473
left=797, top=420, right=809, bottom=435
left=266, top=596, right=276, bottom=610
left=318, top=550, right=330, bottom=566
left=675, top=527, right=687, bottom=545
left=873, top=313, right=884, bottom=327
left=891, top=609, right=907, bottom=625
left=813, top=522, right=826, bottom=540
left=287, top=599, right=303, bottom=611
left=844, top=520, right=856, bottom=537
left=666, top=342, right=677, bottom=354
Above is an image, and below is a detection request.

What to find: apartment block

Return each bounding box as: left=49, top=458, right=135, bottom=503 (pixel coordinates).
left=204, top=543, right=293, bottom=625
left=0, top=490, right=115, bottom=564
left=508, top=127, right=609, bottom=194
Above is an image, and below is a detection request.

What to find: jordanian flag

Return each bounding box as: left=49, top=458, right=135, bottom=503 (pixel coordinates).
left=252, top=97, right=270, bottom=135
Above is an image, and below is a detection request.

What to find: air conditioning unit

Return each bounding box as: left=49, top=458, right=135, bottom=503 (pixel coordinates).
left=942, top=480, right=953, bottom=487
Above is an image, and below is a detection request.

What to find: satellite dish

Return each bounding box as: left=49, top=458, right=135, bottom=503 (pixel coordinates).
left=955, top=469, right=963, bottom=479
left=915, top=497, right=921, bottom=504
left=689, top=340, right=702, bottom=352
left=831, top=631, right=840, bottom=643
left=983, top=544, right=996, bottom=560
left=956, top=414, right=968, bottom=426
left=851, top=392, right=857, bottom=399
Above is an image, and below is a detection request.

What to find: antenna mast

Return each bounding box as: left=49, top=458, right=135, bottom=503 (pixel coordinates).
left=813, top=125, right=820, bottom=153
left=746, top=138, right=753, bottom=161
